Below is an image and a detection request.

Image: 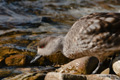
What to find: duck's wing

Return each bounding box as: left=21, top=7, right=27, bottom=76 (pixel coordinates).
left=63, top=13, right=120, bottom=59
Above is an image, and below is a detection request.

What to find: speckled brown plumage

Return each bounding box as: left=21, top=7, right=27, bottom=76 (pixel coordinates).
left=63, top=13, right=120, bottom=61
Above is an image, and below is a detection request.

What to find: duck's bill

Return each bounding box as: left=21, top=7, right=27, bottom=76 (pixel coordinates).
left=30, top=55, right=41, bottom=63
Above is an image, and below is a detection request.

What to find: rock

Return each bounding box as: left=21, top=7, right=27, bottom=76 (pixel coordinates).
left=36, top=52, right=72, bottom=66
left=0, top=66, right=55, bottom=79
left=0, top=69, right=12, bottom=78
left=2, top=72, right=46, bottom=80
left=0, top=66, right=55, bottom=74
left=101, top=68, right=110, bottom=74
left=112, top=55, right=120, bottom=76
left=86, top=74, right=120, bottom=80
left=45, top=72, right=120, bottom=80
left=5, top=54, right=31, bottom=66
left=41, top=17, right=54, bottom=23
left=45, top=72, right=86, bottom=80
left=56, top=56, right=99, bottom=74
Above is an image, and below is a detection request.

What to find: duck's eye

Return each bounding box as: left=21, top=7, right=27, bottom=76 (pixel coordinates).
left=40, top=44, right=45, bottom=48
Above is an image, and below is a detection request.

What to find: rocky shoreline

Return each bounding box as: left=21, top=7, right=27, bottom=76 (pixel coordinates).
left=0, top=53, right=120, bottom=80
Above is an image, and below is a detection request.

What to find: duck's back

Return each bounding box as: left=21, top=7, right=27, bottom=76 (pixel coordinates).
left=63, top=13, right=120, bottom=61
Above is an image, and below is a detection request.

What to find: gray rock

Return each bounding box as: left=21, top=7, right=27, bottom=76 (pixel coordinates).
left=2, top=72, right=46, bottom=80
left=45, top=72, right=86, bottom=80
left=86, top=74, right=120, bottom=80
left=56, top=56, right=99, bottom=74
left=45, top=72, right=120, bottom=80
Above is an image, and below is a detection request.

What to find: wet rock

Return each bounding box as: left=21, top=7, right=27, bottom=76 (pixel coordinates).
left=0, top=69, right=12, bottom=78
left=5, top=54, right=31, bottom=66
left=0, top=66, right=55, bottom=79
left=86, top=74, right=120, bottom=80
left=112, top=55, right=120, bottom=76
left=45, top=72, right=86, bottom=80
left=41, top=17, right=54, bottom=23
left=2, top=72, right=46, bottom=80
left=36, top=52, right=72, bottom=66
left=45, top=72, right=119, bottom=80
left=0, top=66, right=55, bottom=74
left=101, top=68, right=110, bottom=74
left=56, top=56, right=99, bottom=74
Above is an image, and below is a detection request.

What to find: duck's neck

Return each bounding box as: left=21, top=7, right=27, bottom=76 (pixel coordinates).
left=56, top=36, right=64, bottom=52
left=37, top=36, right=64, bottom=56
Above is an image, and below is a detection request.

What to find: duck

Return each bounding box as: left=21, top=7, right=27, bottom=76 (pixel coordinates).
left=30, top=13, right=120, bottom=63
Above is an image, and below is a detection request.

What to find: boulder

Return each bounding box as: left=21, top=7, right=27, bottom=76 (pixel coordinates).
left=112, top=55, right=120, bottom=76
left=56, top=56, right=99, bottom=74
left=86, top=74, right=120, bottom=80
left=45, top=72, right=86, bottom=80
left=2, top=72, right=46, bottom=80
left=45, top=72, right=120, bottom=80
left=5, top=54, right=31, bottom=66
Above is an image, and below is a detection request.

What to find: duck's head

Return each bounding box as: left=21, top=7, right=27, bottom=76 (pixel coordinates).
left=30, top=36, right=63, bottom=63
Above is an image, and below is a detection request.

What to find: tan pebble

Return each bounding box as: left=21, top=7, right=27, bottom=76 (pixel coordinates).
left=112, top=56, right=120, bottom=76
left=101, top=68, right=110, bottom=74
left=105, top=17, right=115, bottom=23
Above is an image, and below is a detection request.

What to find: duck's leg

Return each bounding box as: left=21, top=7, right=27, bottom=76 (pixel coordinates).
left=92, top=62, right=102, bottom=74
left=92, top=58, right=111, bottom=74
left=109, top=53, right=116, bottom=74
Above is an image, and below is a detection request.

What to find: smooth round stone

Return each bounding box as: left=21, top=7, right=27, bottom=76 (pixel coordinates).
left=56, top=56, right=99, bottom=74
left=112, top=55, right=120, bottom=76
left=101, top=68, right=110, bottom=74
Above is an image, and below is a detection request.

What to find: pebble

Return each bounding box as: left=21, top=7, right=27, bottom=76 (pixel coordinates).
left=101, top=68, right=110, bottom=74
left=112, top=55, right=120, bottom=76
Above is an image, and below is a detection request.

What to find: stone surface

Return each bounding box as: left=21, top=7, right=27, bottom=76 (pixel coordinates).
left=45, top=72, right=120, bottom=80
left=5, top=54, right=31, bottom=66
left=112, top=55, right=120, bottom=76
left=0, top=69, right=12, bottom=78
left=36, top=52, right=72, bottom=66
left=2, top=72, right=46, bottom=80
left=45, top=72, right=86, bottom=80
left=86, top=74, right=120, bottom=80
left=56, top=56, right=99, bottom=74
left=101, top=68, right=110, bottom=74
